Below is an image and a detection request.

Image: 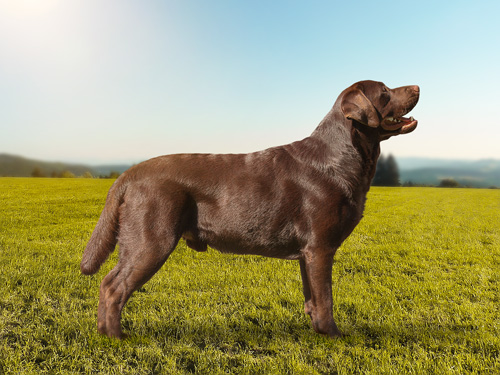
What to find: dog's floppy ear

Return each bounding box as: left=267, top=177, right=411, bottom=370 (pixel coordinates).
left=341, top=89, right=379, bottom=128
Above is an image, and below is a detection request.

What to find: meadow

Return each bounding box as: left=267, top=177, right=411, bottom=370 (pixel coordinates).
left=0, top=178, right=499, bottom=374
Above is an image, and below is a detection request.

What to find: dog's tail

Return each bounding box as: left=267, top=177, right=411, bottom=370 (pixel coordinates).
left=80, top=178, right=126, bottom=275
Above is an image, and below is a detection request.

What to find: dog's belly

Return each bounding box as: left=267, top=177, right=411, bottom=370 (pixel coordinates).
left=183, top=227, right=303, bottom=260
left=183, top=207, right=303, bottom=260
left=207, top=234, right=302, bottom=260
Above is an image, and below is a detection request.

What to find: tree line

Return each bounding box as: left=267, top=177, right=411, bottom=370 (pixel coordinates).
left=31, top=167, right=120, bottom=179
left=29, top=157, right=495, bottom=188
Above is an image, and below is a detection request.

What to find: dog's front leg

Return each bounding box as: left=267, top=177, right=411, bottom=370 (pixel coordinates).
left=300, top=247, right=342, bottom=338
left=299, top=259, right=313, bottom=317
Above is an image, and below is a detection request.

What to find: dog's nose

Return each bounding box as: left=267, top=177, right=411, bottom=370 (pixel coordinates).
left=407, top=85, right=420, bottom=95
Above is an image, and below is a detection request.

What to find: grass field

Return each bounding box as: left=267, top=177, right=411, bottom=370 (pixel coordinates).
left=0, top=178, right=499, bottom=374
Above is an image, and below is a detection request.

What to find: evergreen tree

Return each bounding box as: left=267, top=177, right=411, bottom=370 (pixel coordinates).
left=372, top=154, right=400, bottom=186
left=31, top=167, right=45, bottom=178
left=439, top=178, right=459, bottom=188
left=372, top=155, right=386, bottom=186
left=385, top=154, right=400, bottom=186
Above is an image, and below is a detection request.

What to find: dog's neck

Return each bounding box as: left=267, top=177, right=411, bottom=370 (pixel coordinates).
left=286, top=105, right=380, bottom=202
left=350, top=121, right=381, bottom=182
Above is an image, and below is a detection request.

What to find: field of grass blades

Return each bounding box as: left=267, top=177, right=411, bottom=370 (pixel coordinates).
left=0, top=178, right=499, bottom=374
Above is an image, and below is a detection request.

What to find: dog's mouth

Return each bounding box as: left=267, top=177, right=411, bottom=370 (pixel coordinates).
left=381, top=115, right=418, bottom=134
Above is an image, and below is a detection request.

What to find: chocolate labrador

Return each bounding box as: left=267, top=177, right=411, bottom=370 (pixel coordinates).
left=81, top=80, right=419, bottom=339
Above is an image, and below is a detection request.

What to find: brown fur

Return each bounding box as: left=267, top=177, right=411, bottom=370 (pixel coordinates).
left=81, top=80, right=419, bottom=339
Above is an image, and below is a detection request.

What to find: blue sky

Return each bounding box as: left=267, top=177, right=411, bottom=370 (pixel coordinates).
left=1, top=0, right=499, bottom=164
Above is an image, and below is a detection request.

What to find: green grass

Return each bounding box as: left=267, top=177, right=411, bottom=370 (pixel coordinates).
left=1, top=178, right=499, bottom=374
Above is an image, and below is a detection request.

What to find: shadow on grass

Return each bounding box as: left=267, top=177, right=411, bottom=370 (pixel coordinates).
left=120, top=309, right=319, bottom=349
left=347, top=320, right=497, bottom=355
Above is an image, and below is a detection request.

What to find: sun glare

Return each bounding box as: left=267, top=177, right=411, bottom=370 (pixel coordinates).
left=1, top=0, right=61, bottom=16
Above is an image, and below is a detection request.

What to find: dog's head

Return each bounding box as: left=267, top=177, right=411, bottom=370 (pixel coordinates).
left=341, top=80, right=419, bottom=140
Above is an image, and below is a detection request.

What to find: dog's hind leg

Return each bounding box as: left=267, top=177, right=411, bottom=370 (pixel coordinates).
left=97, top=190, right=188, bottom=339
left=97, top=237, right=178, bottom=339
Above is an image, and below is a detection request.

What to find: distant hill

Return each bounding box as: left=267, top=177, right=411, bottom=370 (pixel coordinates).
left=398, top=157, right=500, bottom=188
left=0, top=154, right=131, bottom=178
left=1, top=153, right=499, bottom=187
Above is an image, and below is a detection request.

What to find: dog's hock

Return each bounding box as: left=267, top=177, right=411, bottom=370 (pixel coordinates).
left=341, top=89, right=379, bottom=128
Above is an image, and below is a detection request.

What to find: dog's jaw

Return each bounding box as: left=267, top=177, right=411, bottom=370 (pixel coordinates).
left=381, top=116, right=418, bottom=134
left=399, top=119, right=418, bottom=134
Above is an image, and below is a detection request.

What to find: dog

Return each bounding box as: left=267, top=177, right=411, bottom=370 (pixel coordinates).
left=81, top=80, right=419, bottom=339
